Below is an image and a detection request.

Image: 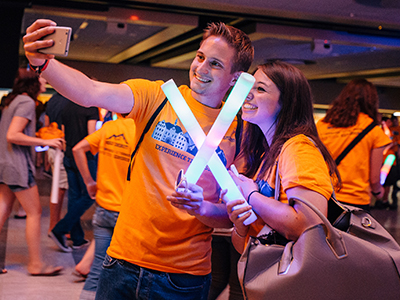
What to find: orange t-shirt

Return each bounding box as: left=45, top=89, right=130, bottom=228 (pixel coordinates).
left=85, top=118, right=136, bottom=212
left=248, top=134, right=333, bottom=237
left=107, top=79, right=239, bottom=275
left=317, top=113, right=391, bottom=205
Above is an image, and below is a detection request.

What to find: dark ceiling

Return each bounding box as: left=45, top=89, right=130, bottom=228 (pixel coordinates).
left=14, top=0, right=400, bottom=90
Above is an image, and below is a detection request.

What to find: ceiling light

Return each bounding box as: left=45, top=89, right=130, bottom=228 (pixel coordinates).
left=265, top=58, right=316, bottom=65
left=79, top=21, right=89, bottom=30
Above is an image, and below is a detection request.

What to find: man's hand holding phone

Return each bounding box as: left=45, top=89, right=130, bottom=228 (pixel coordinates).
left=23, top=19, right=71, bottom=67
left=38, top=26, right=71, bottom=57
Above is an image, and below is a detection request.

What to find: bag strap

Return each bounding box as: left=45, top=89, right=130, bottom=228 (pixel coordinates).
left=289, top=195, right=348, bottom=258
left=274, top=137, right=349, bottom=228
left=127, top=97, right=168, bottom=181
left=274, top=160, right=280, bottom=201
left=335, top=121, right=376, bottom=166
left=274, top=160, right=347, bottom=258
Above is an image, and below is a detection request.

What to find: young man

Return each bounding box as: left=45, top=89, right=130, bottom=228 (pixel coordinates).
left=24, top=20, right=253, bottom=299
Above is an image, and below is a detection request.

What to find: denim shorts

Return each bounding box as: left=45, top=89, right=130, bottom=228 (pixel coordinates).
left=7, top=169, right=36, bottom=193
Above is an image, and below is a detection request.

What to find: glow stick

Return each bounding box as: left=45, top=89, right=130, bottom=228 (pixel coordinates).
left=50, top=148, right=62, bottom=204
left=35, top=145, right=49, bottom=152
left=380, top=154, right=396, bottom=185
left=161, top=75, right=257, bottom=225
left=185, top=73, right=255, bottom=183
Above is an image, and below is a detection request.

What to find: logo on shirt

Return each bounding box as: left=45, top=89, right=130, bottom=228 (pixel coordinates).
left=152, top=119, right=227, bottom=166
left=106, top=133, right=128, bottom=143
left=105, top=134, right=129, bottom=148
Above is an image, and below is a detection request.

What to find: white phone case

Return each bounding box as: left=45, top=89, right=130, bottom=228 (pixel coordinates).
left=39, top=26, right=72, bottom=57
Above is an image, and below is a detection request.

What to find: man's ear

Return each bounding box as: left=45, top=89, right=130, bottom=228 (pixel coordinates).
left=229, top=72, right=241, bottom=87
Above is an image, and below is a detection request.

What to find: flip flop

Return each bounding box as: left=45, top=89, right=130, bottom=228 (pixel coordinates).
left=29, top=265, right=63, bottom=276
left=72, top=270, right=88, bottom=283
left=14, top=215, right=27, bottom=219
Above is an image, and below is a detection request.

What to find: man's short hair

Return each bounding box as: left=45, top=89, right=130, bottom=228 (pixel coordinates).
left=202, top=23, right=254, bottom=74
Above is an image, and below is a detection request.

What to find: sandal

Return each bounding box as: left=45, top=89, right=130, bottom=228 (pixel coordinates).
left=1, top=268, right=7, bottom=274
left=29, top=265, right=63, bottom=276
left=72, top=270, right=88, bottom=283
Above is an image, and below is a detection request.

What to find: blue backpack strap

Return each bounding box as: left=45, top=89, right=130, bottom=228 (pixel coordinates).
left=127, top=97, right=168, bottom=181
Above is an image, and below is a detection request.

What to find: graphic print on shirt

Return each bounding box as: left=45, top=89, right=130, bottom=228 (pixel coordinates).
left=151, top=119, right=228, bottom=166
left=104, top=133, right=131, bottom=162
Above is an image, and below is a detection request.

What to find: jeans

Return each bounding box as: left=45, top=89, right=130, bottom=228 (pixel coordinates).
left=95, top=254, right=211, bottom=300
left=80, top=205, right=119, bottom=300
left=208, top=235, right=243, bottom=300
left=52, top=156, right=97, bottom=245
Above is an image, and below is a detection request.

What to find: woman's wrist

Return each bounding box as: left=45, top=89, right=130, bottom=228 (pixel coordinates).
left=247, top=190, right=259, bottom=205
left=233, top=226, right=247, bottom=239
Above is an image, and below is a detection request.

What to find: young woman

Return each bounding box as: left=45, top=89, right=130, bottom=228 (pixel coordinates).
left=226, top=61, right=340, bottom=253
left=316, top=79, right=391, bottom=211
left=0, top=68, right=63, bottom=275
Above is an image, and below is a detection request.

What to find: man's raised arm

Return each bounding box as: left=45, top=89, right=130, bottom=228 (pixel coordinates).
left=23, top=19, right=134, bottom=114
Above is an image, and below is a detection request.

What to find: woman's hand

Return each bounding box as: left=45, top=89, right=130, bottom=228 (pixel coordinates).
left=85, top=181, right=97, bottom=200
left=229, top=170, right=259, bottom=201
left=44, top=138, right=64, bottom=150
left=226, top=199, right=251, bottom=236
left=167, top=182, right=205, bottom=216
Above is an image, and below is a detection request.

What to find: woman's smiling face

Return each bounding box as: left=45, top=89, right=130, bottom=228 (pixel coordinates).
left=242, top=69, right=281, bottom=135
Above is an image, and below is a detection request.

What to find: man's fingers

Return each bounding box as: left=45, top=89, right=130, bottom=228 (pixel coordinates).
left=25, top=19, right=56, bottom=34
left=24, top=25, right=55, bottom=43
left=23, top=21, right=57, bottom=63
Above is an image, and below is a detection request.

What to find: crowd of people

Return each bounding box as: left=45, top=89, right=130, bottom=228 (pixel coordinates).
left=0, top=16, right=398, bottom=300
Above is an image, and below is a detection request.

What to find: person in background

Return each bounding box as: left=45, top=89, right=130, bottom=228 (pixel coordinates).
left=73, top=115, right=135, bottom=300
left=0, top=67, right=63, bottom=276
left=197, top=61, right=340, bottom=259
left=48, top=100, right=99, bottom=253
left=0, top=95, right=6, bottom=120
left=24, top=19, right=253, bottom=299
left=375, top=115, right=400, bottom=210
left=317, top=79, right=391, bottom=211
left=44, top=92, right=69, bottom=234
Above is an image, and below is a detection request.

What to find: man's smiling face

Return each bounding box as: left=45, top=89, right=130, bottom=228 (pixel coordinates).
left=189, top=35, right=239, bottom=107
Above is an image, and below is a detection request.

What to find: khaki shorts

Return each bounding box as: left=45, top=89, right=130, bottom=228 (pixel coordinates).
left=47, top=148, right=68, bottom=190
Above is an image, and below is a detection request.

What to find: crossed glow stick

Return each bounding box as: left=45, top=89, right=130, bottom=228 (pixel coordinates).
left=161, top=73, right=257, bottom=225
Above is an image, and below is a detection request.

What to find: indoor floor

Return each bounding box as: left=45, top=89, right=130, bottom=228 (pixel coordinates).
left=0, top=167, right=400, bottom=300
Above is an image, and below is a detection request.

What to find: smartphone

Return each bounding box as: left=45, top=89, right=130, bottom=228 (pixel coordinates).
left=39, top=26, right=72, bottom=57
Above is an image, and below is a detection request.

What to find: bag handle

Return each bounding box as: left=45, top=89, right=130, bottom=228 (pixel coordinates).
left=289, top=196, right=348, bottom=259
